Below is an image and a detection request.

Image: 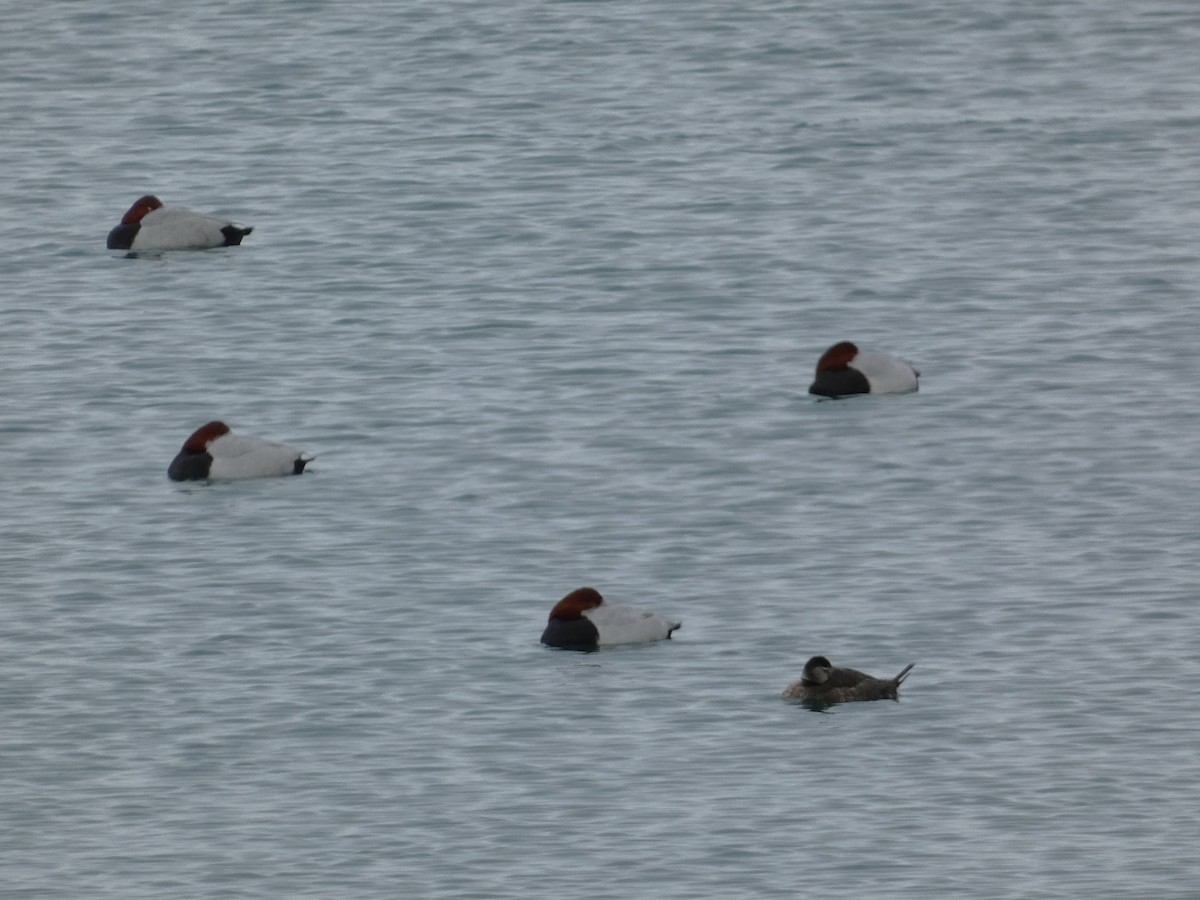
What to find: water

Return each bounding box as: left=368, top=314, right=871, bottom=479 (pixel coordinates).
left=3, top=1, right=1200, bottom=897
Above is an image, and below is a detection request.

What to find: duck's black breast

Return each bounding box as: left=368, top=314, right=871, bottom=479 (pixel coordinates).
left=809, top=368, right=870, bottom=398
left=168, top=451, right=213, bottom=482
left=541, top=617, right=600, bottom=650
left=106, top=222, right=140, bottom=250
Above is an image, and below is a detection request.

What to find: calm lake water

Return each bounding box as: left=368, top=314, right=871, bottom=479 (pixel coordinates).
left=3, top=1, right=1200, bottom=897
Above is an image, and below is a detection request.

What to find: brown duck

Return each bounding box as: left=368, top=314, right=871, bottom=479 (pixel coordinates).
left=782, top=655, right=914, bottom=703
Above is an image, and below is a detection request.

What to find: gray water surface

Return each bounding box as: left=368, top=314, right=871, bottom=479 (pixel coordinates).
left=3, top=1, right=1199, bottom=897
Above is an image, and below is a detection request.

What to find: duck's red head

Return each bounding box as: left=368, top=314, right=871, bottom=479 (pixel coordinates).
left=121, top=195, right=164, bottom=225
left=179, top=420, right=230, bottom=454
left=814, top=341, right=859, bottom=375
left=547, top=587, right=605, bottom=622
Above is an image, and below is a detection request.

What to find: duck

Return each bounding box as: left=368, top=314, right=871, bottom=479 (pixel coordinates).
left=808, top=341, right=919, bottom=398
left=782, top=656, right=914, bottom=704
left=540, top=587, right=681, bottom=650
left=167, top=421, right=311, bottom=481
left=107, top=195, right=252, bottom=251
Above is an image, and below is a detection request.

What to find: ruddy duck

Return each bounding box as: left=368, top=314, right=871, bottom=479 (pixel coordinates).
left=782, top=655, right=914, bottom=703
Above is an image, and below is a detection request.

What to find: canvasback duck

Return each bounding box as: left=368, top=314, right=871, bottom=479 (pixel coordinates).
left=167, top=421, right=311, bottom=481
left=782, top=656, right=914, bottom=704
left=541, top=587, right=681, bottom=650
left=107, top=195, right=252, bottom=251
left=808, top=341, right=919, bottom=397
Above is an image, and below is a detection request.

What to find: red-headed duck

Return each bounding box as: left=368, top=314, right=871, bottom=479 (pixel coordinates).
left=782, top=656, right=914, bottom=703
left=107, top=195, right=252, bottom=251
left=808, top=341, right=919, bottom=398
left=167, top=421, right=311, bottom=482
left=541, top=587, right=681, bottom=650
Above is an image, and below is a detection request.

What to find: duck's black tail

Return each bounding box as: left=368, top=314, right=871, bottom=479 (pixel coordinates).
left=893, top=663, right=915, bottom=686
left=221, top=225, right=253, bottom=246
